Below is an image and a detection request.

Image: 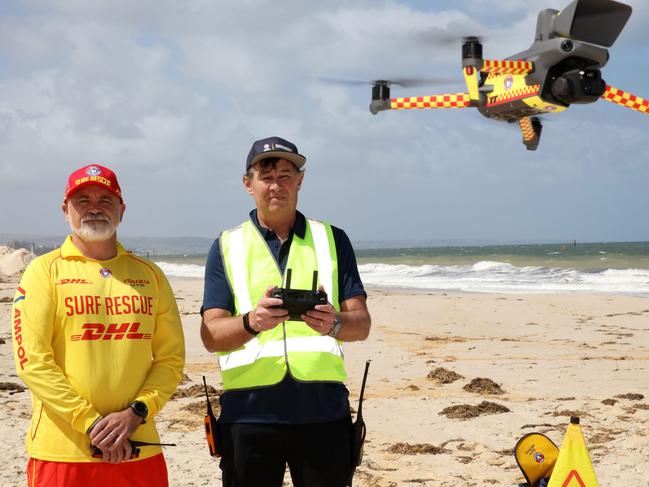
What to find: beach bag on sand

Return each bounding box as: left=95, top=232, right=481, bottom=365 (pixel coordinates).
left=514, top=432, right=559, bottom=487
left=348, top=361, right=370, bottom=486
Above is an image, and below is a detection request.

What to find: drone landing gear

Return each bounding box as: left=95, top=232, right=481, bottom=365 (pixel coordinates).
left=518, top=116, right=542, bottom=151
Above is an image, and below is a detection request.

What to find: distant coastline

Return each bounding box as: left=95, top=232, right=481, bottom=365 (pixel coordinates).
left=3, top=233, right=649, bottom=263
left=4, top=235, right=649, bottom=296
left=151, top=241, right=649, bottom=296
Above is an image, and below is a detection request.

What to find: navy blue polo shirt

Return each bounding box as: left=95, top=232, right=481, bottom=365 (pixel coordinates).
left=202, top=210, right=367, bottom=424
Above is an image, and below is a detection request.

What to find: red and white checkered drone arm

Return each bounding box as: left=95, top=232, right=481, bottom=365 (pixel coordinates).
left=601, top=85, right=649, bottom=115
left=390, top=93, right=472, bottom=110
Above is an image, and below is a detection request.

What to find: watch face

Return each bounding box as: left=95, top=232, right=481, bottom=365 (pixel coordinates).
left=133, top=401, right=147, bottom=417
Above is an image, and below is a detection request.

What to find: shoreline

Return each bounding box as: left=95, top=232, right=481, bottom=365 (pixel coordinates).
left=165, top=276, right=649, bottom=299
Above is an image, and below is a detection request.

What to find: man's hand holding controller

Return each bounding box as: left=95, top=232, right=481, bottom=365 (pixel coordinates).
left=302, top=287, right=338, bottom=336
left=247, top=269, right=339, bottom=337
left=245, top=286, right=290, bottom=334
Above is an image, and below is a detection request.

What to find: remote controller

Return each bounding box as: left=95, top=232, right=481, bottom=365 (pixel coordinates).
left=270, top=269, right=328, bottom=321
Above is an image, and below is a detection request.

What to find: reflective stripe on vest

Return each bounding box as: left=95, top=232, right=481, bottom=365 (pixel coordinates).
left=218, top=218, right=346, bottom=390
left=226, top=225, right=252, bottom=312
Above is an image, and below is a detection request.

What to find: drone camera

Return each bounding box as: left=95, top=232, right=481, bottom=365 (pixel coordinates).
left=560, top=40, right=573, bottom=52
left=550, top=68, right=605, bottom=104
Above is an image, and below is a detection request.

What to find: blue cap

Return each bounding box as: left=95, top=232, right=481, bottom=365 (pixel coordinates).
left=246, top=136, right=306, bottom=171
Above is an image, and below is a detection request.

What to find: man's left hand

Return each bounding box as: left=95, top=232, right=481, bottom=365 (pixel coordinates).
left=303, top=287, right=337, bottom=335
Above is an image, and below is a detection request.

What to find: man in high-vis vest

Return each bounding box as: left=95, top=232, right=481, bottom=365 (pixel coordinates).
left=11, top=164, right=185, bottom=486
left=201, top=136, right=371, bottom=487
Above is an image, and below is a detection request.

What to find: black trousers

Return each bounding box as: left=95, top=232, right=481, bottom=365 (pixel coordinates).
left=219, top=416, right=352, bottom=487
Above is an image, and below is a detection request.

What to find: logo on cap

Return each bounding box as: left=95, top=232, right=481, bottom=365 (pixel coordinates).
left=263, top=143, right=293, bottom=153
left=99, top=268, right=112, bottom=278
left=86, top=166, right=102, bottom=177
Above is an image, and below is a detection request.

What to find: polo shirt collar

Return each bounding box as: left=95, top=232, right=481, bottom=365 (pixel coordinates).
left=249, top=209, right=306, bottom=240
left=61, top=235, right=127, bottom=261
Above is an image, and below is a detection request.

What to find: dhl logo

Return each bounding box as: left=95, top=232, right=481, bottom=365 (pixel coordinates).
left=57, top=279, right=92, bottom=285
left=71, top=322, right=152, bottom=341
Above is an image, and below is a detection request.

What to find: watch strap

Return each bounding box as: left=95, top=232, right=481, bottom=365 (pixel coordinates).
left=242, top=312, right=259, bottom=336
left=327, top=316, right=342, bottom=338
left=130, top=401, right=147, bottom=424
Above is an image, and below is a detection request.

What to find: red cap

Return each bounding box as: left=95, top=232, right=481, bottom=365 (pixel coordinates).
left=64, top=164, right=122, bottom=202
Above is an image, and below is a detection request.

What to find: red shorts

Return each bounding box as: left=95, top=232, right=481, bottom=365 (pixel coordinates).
left=27, top=453, right=168, bottom=487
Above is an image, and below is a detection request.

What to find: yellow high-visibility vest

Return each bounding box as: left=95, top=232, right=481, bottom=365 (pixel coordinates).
left=218, top=218, right=346, bottom=390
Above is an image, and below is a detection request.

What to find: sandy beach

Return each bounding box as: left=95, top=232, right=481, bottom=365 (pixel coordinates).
left=2, top=275, right=649, bottom=486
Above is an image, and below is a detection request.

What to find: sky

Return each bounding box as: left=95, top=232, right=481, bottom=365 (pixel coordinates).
left=1, top=0, right=648, bottom=245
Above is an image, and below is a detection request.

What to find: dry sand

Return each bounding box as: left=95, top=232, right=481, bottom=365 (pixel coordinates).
left=1, top=275, right=648, bottom=486
left=0, top=246, right=34, bottom=278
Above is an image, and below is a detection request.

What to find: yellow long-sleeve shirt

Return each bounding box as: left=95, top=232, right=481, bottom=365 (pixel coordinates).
left=11, top=236, right=185, bottom=462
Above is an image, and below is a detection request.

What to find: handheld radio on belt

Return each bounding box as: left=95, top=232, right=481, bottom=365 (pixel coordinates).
left=350, top=360, right=370, bottom=481
left=203, top=375, right=221, bottom=457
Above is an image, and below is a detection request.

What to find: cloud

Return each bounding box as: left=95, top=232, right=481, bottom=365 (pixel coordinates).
left=0, top=0, right=648, bottom=242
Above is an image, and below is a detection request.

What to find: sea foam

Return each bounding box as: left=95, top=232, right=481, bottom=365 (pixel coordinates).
left=156, top=261, right=205, bottom=279
left=154, top=260, right=649, bottom=295
left=357, top=261, right=649, bottom=295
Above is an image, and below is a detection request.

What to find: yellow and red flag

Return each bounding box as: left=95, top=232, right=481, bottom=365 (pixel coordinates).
left=547, top=417, right=599, bottom=487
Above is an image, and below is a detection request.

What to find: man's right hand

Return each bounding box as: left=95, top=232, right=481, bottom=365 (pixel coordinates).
left=94, top=438, right=133, bottom=464
left=201, top=286, right=290, bottom=352
left=89, top=408, right=142, bottom=463
left=248, top=286, right=289, bottom=333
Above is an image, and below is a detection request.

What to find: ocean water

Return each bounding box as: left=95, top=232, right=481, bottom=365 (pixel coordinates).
left=154, top=241, right=649, bottom=296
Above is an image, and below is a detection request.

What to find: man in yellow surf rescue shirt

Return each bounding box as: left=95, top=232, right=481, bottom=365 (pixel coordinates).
left=11, top=164, right=185, bottom=486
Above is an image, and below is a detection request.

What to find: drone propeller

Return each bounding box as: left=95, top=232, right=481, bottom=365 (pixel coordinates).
left=411, top=30, right=486, bottom=47
left=601, top=85, right=649, bottom=115
left=320, top=77, right=461, bottom=88
left=461, top=35, right=486, bottom=46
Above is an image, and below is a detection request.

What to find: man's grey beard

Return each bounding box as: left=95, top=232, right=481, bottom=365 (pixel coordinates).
left=70, top=216, right=117, bottom=242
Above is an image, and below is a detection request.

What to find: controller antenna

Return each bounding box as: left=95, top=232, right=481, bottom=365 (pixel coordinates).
left=285, top=269, right=292, bottom=289
left=311, top=270, right=318, bottom=291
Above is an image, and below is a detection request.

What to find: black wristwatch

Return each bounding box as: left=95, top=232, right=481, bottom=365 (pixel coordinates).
left=130, top=401, right=148, bottom=424
left=242, top=311, right=259, bottom=336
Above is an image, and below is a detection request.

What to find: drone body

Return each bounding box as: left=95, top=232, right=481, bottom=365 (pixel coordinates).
left=370, top=0, right=648, bottom=150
